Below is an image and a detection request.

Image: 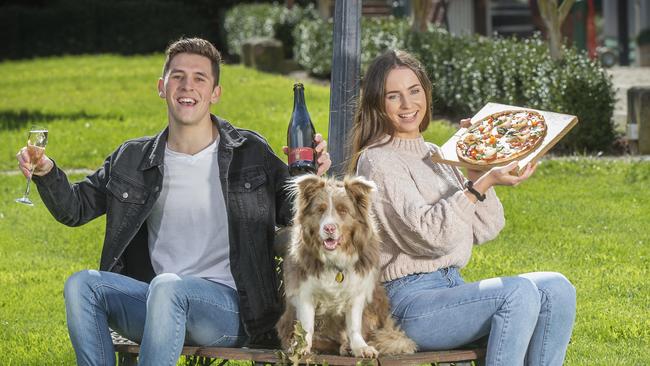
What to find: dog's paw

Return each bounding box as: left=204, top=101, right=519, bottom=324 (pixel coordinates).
left=352, top=345, right=379, bottom=358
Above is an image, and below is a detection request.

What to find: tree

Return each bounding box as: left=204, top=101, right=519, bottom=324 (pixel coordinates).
left=411, top=0, right=435, bottom=33
left=317, top=0, right=333, bottom=19
left=537, top=0, right=576, bottom=60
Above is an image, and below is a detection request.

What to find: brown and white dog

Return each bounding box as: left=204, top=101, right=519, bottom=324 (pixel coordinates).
left=276, top=175, right=416, bottom=358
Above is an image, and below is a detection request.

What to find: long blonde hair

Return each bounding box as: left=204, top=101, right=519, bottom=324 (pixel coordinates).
left=346, top=50, right=433, bottom=175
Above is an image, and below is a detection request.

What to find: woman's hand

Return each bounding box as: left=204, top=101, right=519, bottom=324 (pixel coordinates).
left=282, top=133, right=331, bottom=176
left=467, top=160, right=537, bottom=193
left=465, top=161, right=537, bottom=203
left=484, top=161, right=537, bottom=187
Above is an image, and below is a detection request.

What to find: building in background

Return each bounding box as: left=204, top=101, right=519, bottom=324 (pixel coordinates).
left=388, top=0, right=650, bottom=67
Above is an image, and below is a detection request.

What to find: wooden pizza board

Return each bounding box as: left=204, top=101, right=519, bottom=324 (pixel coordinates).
left=430, top=102, right=578, bottom=175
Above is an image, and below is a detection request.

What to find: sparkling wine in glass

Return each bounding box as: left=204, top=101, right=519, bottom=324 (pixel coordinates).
left=15, top=127, right=48, bottom=206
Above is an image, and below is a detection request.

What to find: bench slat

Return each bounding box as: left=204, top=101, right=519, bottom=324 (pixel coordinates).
left=379, top=349, right=486, bottom=365
left=114, top=343, right=483, bottom=365
left=115, top=344, right=377, bottom=365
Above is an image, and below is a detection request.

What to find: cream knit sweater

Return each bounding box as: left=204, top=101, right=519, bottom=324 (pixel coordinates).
left=357, top=135, right=505, bottom=282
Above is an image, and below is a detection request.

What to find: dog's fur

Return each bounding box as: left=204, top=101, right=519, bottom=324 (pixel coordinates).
left=276, top=175, right=417, bottom=358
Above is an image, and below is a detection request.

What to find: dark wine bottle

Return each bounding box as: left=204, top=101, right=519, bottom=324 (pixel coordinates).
left=287, top=83, right=317, bottom=176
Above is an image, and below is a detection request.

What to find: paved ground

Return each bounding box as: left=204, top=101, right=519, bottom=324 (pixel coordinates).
left=606, top=66, right=650, bottom=133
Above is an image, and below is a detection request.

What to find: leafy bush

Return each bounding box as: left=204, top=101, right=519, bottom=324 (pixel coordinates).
left=638, top=28, right=650, bottom=45
left=293, top=16, right=410, bottom=76
left=547, top=48, right=616, bottom=152
left=359, top=18, right=410, bottom=69
left=224, top=3, right=317, bottom=59
left=293, top=16, right=333, bottom=76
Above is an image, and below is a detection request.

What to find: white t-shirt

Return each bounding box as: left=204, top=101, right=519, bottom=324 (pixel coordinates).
left=146, top=137, right=235, bottom=289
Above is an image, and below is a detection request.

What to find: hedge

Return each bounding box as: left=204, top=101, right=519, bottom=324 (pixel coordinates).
left=293, top=16, right=411, bottom=77
left=638, top=28, right=650, bottom=45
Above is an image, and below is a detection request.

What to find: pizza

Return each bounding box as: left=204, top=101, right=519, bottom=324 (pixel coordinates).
left=456, top=110, right=547, bottom=165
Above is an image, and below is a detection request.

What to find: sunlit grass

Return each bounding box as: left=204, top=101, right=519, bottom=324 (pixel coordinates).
left=0, top=54, right=648, bottom=365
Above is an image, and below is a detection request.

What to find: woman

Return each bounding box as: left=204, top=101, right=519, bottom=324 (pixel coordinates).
left=348, top=50, right=576, bottom=366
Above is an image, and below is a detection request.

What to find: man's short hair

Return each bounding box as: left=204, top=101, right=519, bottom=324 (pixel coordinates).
left=162, top=37, right=222, bottom=86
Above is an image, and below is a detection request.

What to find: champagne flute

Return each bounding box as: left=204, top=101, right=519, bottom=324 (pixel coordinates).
left=15, top=126, right=49, bottom=206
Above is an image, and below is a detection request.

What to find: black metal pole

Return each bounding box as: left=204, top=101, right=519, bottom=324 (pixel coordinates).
left=328, top=0, right=361, bottom=177
left=617, top=0, right=629, bottom=66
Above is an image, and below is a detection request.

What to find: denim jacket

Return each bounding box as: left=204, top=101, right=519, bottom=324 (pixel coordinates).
left=34, top=115, right=292, bottom=346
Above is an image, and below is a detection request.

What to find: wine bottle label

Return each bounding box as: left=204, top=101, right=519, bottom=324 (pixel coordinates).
left=288, top=147, right=314, bottom=164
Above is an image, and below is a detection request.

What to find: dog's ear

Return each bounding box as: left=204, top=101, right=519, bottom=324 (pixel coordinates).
left=292, top=174, right=325, bottom=202
left=344, top=176, right=376, bottom=214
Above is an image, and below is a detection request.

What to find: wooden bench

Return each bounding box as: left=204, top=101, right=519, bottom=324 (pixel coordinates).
left=112, top=231, right=486, bottom=365
left=112, top=331, right=486, bottom=366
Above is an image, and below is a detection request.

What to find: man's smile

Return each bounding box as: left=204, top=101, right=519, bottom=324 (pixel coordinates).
left=177, top=97, right=197, bottom=106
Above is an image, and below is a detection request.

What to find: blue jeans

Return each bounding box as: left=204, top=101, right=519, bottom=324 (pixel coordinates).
left=385, top=268, right=576, bottom=366
left=64, top=270, right=247, bottom=366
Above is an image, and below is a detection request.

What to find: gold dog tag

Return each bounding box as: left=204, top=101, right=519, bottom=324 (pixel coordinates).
left=335, top=271, right=344, bottom=283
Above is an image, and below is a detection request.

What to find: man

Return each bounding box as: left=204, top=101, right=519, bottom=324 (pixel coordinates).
left=16, top=37, right=331, bottom=366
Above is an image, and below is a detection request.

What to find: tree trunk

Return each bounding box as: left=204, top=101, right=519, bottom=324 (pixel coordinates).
left=537, top=0, right=576, bottom=60
left=317, top=0, right=333, bottom=19
left=411, top=0, right=435, bottom=33
left=548, top=22, right=563, bottom=60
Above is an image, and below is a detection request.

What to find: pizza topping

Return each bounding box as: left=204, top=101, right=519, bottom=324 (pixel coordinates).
left=456, top=110, right=547, bottom=165
left=463, top=133, right=477, bottom=144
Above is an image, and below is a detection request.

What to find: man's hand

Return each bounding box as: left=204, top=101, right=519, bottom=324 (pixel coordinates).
left=282, top=133, right=331, bottom=176
left=312, top=134, right=331, bottom=176
left=16, top=147, right=54, bottom=178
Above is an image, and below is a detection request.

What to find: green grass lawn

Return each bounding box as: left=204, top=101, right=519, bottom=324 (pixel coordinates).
left=1, top=55, right=648, bottom=365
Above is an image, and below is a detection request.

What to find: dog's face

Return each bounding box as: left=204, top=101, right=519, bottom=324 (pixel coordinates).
left=292, top=175, right=376, bottom=257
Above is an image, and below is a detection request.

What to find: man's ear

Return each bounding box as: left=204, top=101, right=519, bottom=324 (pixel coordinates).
left=211, top=85, right=222, bottom=104
left=157, top=78, right=165, bottom=99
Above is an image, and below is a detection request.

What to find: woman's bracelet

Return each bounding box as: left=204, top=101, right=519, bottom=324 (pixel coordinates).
left=465, top=180, right=486, bottom=202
